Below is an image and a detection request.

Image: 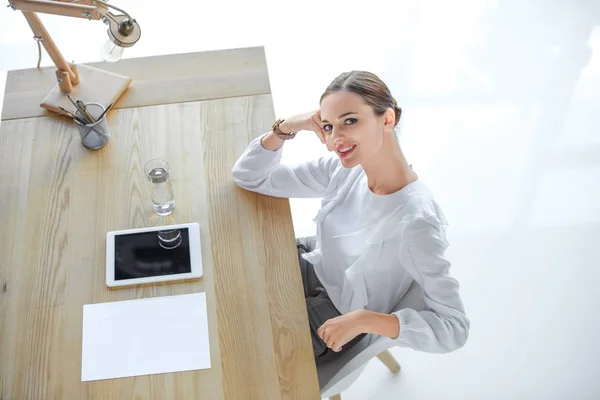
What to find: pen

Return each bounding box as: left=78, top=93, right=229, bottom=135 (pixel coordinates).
left=65, top=94, right=81, bottom=113
left=76, top=100, right=96, bottom=124
left=58, top=106, right=89, bottom=125
left=66, top=94, right=92, bottom=124
left=95, top=102, right=113, bottom=122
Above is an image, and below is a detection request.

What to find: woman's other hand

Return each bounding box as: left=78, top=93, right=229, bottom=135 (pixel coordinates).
left=317, top=310, right=365, bottom=352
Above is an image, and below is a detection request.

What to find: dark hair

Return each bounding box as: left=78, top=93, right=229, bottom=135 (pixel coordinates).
left=320, top=71, right=402, bottom=127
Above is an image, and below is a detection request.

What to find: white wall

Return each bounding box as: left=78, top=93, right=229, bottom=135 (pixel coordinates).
left=1, top=1, right=599, bottom=398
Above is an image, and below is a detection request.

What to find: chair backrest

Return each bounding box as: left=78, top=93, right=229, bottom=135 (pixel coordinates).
left=318, top=280, right=426, bottom=395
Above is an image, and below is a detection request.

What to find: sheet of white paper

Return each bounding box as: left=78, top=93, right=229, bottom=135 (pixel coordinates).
left=81, top=292, right=211, bottom=382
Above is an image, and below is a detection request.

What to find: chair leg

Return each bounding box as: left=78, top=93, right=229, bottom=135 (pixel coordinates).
left=377, top=350, right=401, bottom=373
left=330, top=395, right=342, bottom=400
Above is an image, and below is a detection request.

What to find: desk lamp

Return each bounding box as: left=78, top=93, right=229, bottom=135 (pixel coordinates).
left=6, top=0, right=141, bottom=115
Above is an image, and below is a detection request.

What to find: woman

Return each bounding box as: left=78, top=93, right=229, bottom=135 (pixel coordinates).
left=232, top=71, right=469, bottom=363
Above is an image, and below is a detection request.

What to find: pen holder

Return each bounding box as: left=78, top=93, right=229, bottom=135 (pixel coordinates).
left=74, top=103, right=110, bottom=150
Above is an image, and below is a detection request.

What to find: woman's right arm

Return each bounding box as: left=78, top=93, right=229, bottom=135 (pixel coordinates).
left=232, top=112, right=338, bottom=199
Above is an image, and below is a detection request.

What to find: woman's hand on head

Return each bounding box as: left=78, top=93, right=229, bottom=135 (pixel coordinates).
left=280, top=110, right=326, bottom=144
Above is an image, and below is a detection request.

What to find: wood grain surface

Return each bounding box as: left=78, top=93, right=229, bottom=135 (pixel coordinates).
left=0, top=95, right=320, bottom=399
left=2, top=47, right=272, bottom=121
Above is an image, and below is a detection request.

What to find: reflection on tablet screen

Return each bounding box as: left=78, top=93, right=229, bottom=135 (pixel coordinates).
left=114, top=228, right=191, bottom=280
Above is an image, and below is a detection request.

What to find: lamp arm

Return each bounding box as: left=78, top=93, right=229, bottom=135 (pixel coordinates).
left=20, top=10, right=76, bottom=86
left=9, top=0, right=105, bottom=19
left=8, top=0, right=136, bottom=21
left=92, top=0, right=130, bottom=21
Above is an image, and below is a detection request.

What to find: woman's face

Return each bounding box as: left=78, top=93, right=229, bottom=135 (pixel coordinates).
left=320, top=91, right=394, bottom=168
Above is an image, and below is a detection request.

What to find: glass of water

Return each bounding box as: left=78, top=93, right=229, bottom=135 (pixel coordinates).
left=144, top=158, right=175, bottom=216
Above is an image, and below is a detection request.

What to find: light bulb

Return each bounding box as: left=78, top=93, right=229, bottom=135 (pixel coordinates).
left=100, top=39, right=124, bottom=62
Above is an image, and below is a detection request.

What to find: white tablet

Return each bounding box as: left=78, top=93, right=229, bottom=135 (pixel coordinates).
left=106, top=222, right=202, bottom=287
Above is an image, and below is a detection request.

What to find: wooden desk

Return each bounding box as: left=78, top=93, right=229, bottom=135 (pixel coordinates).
left=0, top=47, right=320, bottom=399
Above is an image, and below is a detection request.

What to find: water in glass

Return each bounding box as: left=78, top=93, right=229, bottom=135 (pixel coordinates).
left=148, top=167, right=175, bottom=215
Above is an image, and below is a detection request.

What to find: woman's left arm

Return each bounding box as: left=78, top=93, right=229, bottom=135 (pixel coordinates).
left=318, top=218, right=469, bottom=353
left=387, top=218, right=470, bottom=353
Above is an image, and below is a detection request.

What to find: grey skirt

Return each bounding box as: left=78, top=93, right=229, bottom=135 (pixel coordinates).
left=296, top=237, right=365, bottom=364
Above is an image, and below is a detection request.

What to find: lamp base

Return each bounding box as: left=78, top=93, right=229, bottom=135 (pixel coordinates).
left=41, top=64, right=131, bottom=116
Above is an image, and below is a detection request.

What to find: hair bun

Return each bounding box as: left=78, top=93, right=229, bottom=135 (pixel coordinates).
left=392, top=98, right=402, bottom=125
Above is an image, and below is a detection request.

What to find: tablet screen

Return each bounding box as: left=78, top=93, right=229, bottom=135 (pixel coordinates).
left=114, top=228, right=191, bottom=281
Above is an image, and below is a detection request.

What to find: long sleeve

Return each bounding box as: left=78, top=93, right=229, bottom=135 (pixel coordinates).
left=392, top=219, right=470, bottom=353
left=232, top=134, right=339, bottom=198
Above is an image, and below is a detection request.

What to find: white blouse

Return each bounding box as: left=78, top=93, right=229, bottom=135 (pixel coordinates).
left=232, top=134, right=469, bottom=353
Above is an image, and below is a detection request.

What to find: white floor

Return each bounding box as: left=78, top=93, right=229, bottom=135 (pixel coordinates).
left=2, top=1, right=600, bottom=399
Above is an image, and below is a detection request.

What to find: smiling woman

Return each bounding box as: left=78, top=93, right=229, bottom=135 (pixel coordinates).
left=232, top=70, right=469, bottom=366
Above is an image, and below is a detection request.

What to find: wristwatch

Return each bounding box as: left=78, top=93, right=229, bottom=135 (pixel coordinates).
left=272, top=119, right=297, bottom=140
